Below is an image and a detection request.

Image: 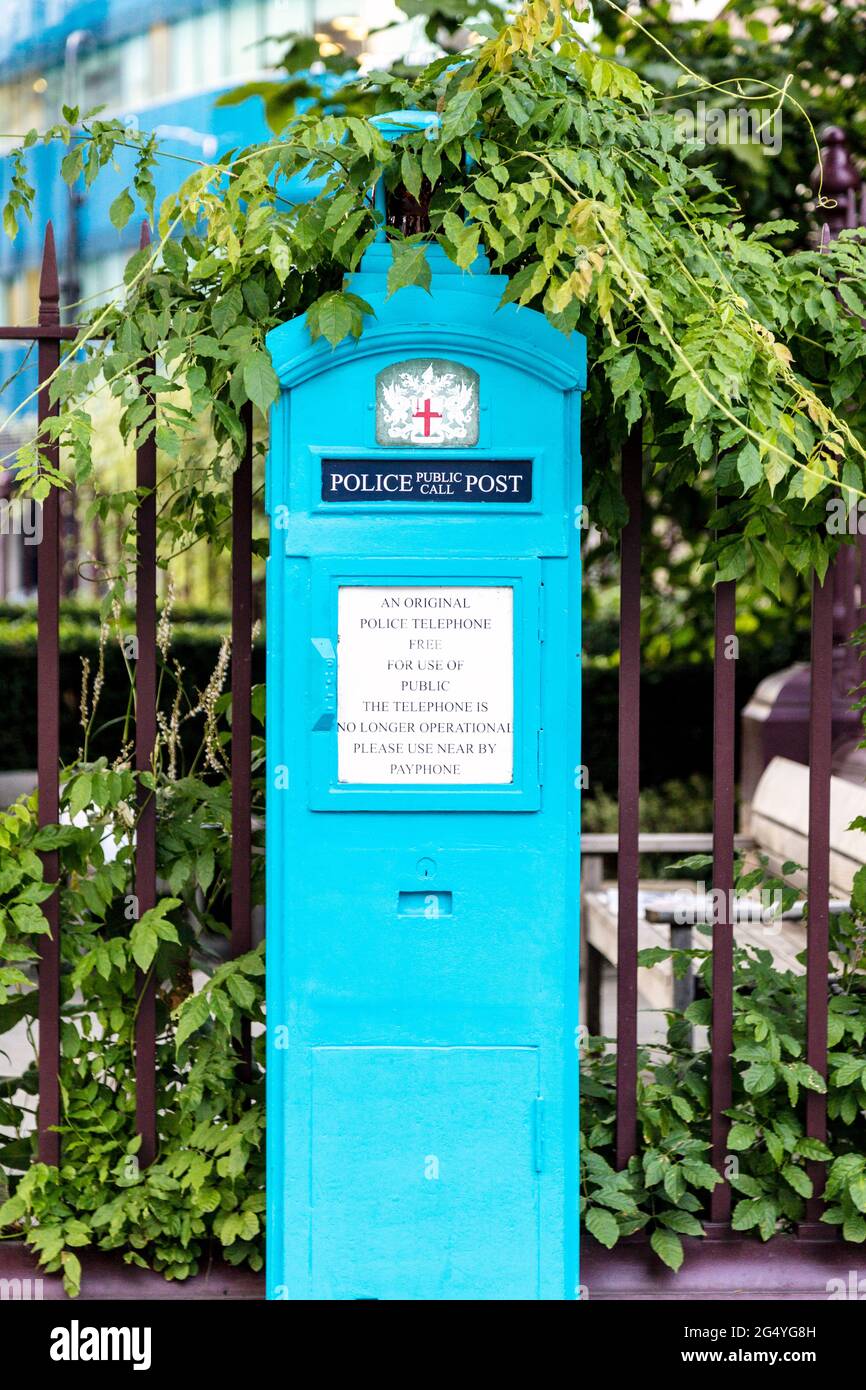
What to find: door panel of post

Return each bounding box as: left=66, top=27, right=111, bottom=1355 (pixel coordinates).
left=310, top=1046, right=540, bottom=1300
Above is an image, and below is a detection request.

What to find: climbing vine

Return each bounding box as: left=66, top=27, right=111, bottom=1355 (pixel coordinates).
left=2, top=2, right=866, bottom=592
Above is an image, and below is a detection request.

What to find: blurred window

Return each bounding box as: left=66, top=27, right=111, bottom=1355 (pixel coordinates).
left=267, top=0, right=313, bottom=36
left=227, top=0, right=267, bottom=79
left=120, top=33, right=153, bottom=108
left=17, top=267, right=39, bottom=321
left=169, top=17, right=200, bottom=91
left=80, top=252, right=128, bottom=310
left=169, top=11, right=228, bottom=93
left=78, top=44, right=124, bottom=112
left=148, top=24, right=169, bottom=102
left=38, top=65, right=65, bottom=125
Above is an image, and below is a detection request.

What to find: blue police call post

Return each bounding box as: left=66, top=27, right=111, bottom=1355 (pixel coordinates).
left=265, top=112, right=586, bottom=1300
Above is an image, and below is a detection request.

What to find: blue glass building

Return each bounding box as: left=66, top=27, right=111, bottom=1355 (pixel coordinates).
left=0, top=0, right=373, bottom=595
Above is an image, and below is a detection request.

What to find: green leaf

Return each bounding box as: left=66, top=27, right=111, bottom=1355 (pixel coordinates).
left=156, top=424, right=181, bottom=459
left=839, top=281, right=866, bottom=318
left=10, top=902, right=50, bottom=934
left=242, top=350, right=279, bottom=416
left=447, top=220, right=481, bottom=271
left=251, top=684, right=265, bottom=726
left=586, top=1207, right=620, bottom=1249
left=682, top=1161, right=722, bottom=1191
left=715, top=539, right=749, bottom=584
left=795, top=1137, right=832, bottom=1162
left=307, top=292, right=356, bottom=346
left=211, top=285, right=244, bottom=337
left=226, top=973, right=256, bottom=1010
left=213, top=399, right=246, bottom=451
left=386, top=244, right=432, bottom=299
left=130, top=919, right=157, bottom=972
left=218, top=1208, right=259, bottom=1246
left=60, top=1250, right=82, bottom=1298
left=607, top=350, right=641, bottom=402
left=650, top=1227, right=684, bottom=1271
left=659, top=1210, right=704, bottom=1236
left=0, top=1193, right=26, bottom=1226
left=736, top=442, right=762, bottom=492
left=332, top=210, right=368, bottom=262
left=781, top=1163, right=813, bottom=1199
left=727, top=1122, right=758, bottom=1150
left=670, top=1094, right=694, bottom=1123
left=828, top=1154, right=866, bottom=1191
left=663, top=1165, right=685, bottom=1202
left=832, top=1059, right=864, bottom=1086
left=842, top=1211, right=866, bottom=1243
left=68, top=774, right=92, bottom=818
left=729, top=1173, right=763, bottom=1198
left=643, top=1152, right=664, bottom=1187
left=0, top=862, right=23, bottom=895
left=742, top=1061, right=776, bottom=1095
left=268, top=232, right=291, bottom=284
left=732, top=1196, right=772, bottom=1232
left=130, top=899, right=180, bottom=971
left=109, top=188, right=135, bottom=230
left=161, top=237, right=187, bottom=275
left=174, top=990, right=211, bottom=1050
left=421, top=141, right=441, bottom=187
left=500, top=82, right=536, bottom=127
left=60, top=146, right=84, bottom=185
left=440, top=88, right=481, bottom=142
left=786, top=1062, right=826, bottom=1093
left=242, top=280, right=270, bottom=321
left=196, top=849, right=215, bottom=894
left=401, top=148, right=422, bottom=202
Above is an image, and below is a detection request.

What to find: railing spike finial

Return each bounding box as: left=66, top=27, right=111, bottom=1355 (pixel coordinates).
left=139, top=218, right=151, bottom=251
left=819, top=125, right=861, bottom=197
left=814, top=125, right=862, bottom=240
left=38, top=221, right=60, bottom=325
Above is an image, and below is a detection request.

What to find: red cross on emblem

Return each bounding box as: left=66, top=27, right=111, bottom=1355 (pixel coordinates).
left=413, top=398, right=442, bottom=437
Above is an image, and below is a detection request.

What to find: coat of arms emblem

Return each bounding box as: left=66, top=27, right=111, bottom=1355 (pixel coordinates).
left=376, top=359, right=479, bottom=447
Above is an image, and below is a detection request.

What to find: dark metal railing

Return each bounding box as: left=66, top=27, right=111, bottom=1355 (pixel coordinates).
left=36, top=223, right=62, bottom=1166
left=605, top=429, right=839, bottom=1232
left=598, top=126, right=866, bottom=1240
left=0, top=127, right=863, bottom=1255
left=804, top=573, right=833, bottom=1222
left=614, top=424, right=642, bottom=1170
left=0, top=220, right=253, bottom=1167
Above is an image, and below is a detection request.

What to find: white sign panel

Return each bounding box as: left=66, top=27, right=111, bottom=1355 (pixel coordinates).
left=337, top=585, right=514, bottom=785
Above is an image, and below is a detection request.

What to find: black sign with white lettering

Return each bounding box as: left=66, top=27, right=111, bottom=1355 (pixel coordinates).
left=321, top=459, right=532, bottom=503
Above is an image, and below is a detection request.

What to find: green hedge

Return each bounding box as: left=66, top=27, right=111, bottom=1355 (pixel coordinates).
left=0, top=606, right=804, bottom=787
left=0, top=606, right=264, bottom=772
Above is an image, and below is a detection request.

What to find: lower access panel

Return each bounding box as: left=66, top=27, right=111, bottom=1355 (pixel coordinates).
left=310, top=1046, right=540, bottom=1300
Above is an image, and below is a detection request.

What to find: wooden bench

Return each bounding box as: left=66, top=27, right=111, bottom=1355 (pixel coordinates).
left=581, top=756, right=866, bottom=1033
